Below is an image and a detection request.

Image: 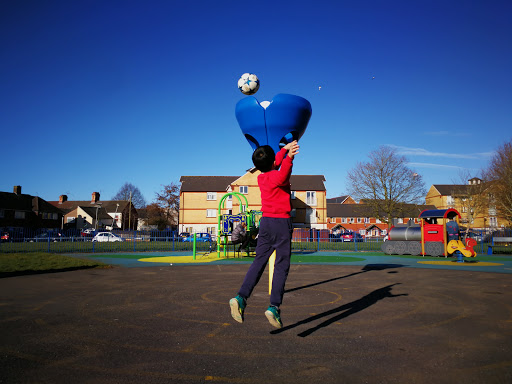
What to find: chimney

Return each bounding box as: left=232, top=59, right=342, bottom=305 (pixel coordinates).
left=59, top=195, right=68, bottom=204
left=91, top=192, right=100, bottom=203
left=13, top=185, right=21, bottom=195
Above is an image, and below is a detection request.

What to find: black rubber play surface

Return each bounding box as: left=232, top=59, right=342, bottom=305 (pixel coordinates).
left=1, top=264, right=511, bottom=383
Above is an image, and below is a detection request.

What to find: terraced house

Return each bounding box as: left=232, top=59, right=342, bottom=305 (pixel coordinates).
left=0, top=186, right=62, bottom=232
left=326, top=196, right=435, bottom=238
left=179, top=169, right=327, bottom=236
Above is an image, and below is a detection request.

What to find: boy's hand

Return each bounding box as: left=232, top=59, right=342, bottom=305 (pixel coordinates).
left=288, top=141, right=300, bottom=159
left=283, top=140, right=297, bottom=152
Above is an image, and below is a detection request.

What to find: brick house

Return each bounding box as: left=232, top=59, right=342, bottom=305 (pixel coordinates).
left=327, top=198, right=435, bottom=238
left=48, top=192, right=138, bottom=230
left=179, top=170, right=327, bottom=236
left=0, top=186, right=63, bottom=232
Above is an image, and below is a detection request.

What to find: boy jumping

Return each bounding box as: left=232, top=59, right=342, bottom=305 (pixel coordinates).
left=229, top=140, right=299, bottom=328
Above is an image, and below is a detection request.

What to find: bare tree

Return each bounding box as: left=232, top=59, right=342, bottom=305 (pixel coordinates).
left=347, top=146, right=426, bottom=228
left=154, top=183, right=180, bottom=228
left=112, top=182, right=147, bottom=209
left=483, top=140, right=512, bottom=226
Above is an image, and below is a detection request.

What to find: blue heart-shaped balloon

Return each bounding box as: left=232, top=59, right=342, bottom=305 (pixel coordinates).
left=235, top=94, right=312, bottom=154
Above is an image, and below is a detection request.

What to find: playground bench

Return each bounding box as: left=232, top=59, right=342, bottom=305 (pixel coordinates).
left=493, top=237, right=512, bottom=244
left=487, top=237, right=512, bottom=255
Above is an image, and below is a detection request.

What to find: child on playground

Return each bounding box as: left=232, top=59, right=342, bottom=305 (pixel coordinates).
left=229, top=140, right=299, bottom=328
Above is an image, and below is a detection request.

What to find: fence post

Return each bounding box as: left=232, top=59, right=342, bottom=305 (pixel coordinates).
left=354, top=234, right=358, bottom=252
left=47, top=233, right=51, bottom=253
left=193, top=233, right=197, bottom=260
left=133, top=230, right=136, bottom=252
left=317, top=230, right=320, bottom=252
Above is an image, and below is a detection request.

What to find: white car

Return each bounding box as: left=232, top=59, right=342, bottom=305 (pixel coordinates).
left=92, top=232, right=124, bottom=242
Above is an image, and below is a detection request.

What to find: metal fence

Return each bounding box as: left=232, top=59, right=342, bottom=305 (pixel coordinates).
left=0, top=228, right=510, bottom=255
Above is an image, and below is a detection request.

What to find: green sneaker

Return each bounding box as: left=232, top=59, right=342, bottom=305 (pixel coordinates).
left=229, top=295, right=246, bottom=323
left=265, top=305, right=283, bottom=329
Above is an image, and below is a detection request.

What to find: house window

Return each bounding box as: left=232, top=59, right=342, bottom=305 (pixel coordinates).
left=349, top=217, right=354, bottom=223
left=364, top=217, right=370, bottom=223
left=376, top=219, right=381, bottom=224
left=185, top=227, right=193, bottom=233
left=207, top=192, right=217, bottom=201
left=489, top=217, right=498, bottom=227
left=207, top=226, right=216, bottom=235
left=291, top=191, right=296, bottom=199
left=306, top=191, right=317, bottom=206
left=341, top=218, right=347, bottom=223
left=446, top=195, right=454, bottom=206
left=331, top=218, right=336, bottom=224
left=381, top=230, right=387, bottom=236
left=241, top=205, right=247, bottom=213
left=239, top=186, right=248, bottom=194
left=357, top=218, right=362, bottom=223
left=15, top=211, right=25, bottom=219
left=206, top=209, right=217, bottom=218
left=359, top=230, right=365, bottom=235
left=66, top=217, right=75, bottom=223
left=398, top=218, right=404, bottom=224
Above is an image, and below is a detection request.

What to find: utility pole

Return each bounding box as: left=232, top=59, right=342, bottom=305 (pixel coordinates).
left=128, top=191, right=132, bottom=230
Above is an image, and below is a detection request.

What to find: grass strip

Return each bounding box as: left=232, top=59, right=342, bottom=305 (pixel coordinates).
left=0, top=252, right=110, bottom=276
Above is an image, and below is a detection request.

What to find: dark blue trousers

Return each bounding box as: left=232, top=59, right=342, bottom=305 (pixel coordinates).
left=238, top=217, right=293, bottom=307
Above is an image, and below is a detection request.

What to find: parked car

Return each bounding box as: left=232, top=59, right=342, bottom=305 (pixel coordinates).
left=30, top=232, right=63, bottom=242
left=182, top=233, right=212, bottom=242
left=464, top=231, right=483, bottom=242
left=341, top=231, right=364, bottom=242
left=1, top=232, right=10, bottom=242
left=81, top=228, right=96, bottom=237
left=92, top=232, right=124, bottom=242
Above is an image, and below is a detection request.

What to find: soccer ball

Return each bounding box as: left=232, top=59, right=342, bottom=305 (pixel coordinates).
left=237, top=73, right=260, bottom=95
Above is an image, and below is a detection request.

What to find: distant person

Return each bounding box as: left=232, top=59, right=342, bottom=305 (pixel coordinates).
left=231, top=222, right=250, bottom=252
left=446, top=218, right=460, bottom=242
left=229, top=141, right=299, bottom=329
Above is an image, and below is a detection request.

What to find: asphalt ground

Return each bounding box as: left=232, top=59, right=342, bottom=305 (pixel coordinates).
left=1, top=257, right=512, bottom=383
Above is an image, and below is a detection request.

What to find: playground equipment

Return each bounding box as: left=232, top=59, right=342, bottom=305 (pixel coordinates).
left=382, top=208, right=477, bottom=258
left=216, top=192, right=262, bottom=257
left=235, top=94, right=312, bottom=154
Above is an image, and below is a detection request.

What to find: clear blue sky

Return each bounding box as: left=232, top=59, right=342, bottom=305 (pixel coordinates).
left=1, top=0, right=511, bottom=204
